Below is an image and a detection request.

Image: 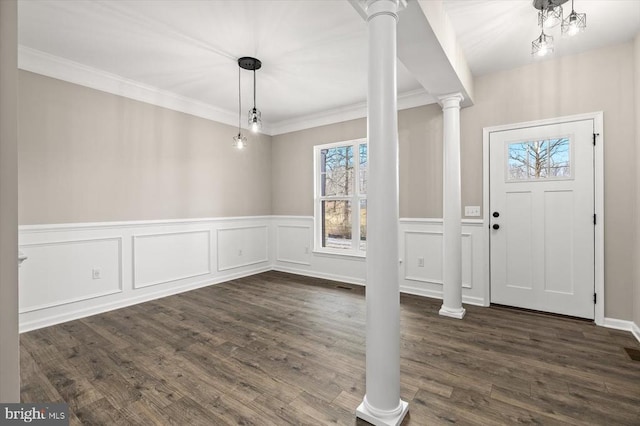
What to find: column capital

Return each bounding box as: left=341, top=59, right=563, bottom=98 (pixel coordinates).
left=365, top=0, right=406, bottom=22
left=437, top=92, right=464, bottom=109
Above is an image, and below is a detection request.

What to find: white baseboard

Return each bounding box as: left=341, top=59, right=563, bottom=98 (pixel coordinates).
left=399, top=285, right=486, bottom=307
left=272, top=265, right=365, bottom=287
left=602, top=317, right=640, bottom=344
left=632, top=322, right=640, bottom=344
left=19, top=266, right=270, bottom=333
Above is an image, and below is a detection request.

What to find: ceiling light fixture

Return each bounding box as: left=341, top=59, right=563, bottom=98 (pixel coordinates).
left=531, top=0, right=584, bottom=57
left=538, top=3, right=563, bottom=29
left=238, top=57, right=262, bottom=133
left=532, top=30, right=554, bottom=57
left=232, top=62, right=247, bottom=150
left=561, top=0, right=586, bottom=37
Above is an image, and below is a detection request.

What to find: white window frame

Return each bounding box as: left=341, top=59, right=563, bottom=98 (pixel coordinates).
left=313, top=138, right=367, bottom=257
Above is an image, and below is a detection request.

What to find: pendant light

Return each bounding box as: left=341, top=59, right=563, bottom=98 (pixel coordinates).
left=538, top=3, right=563, bottom=29
left=232, top=63, right=247, bottom=150
left=562, top=0, right=586, bottom=37
left=238, top=57, right=262, bottom=133
left=532, top=29, right=554, bottom=57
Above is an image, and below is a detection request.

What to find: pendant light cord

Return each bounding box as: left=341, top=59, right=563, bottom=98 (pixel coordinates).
left=238, top=65, right=242, bottom=134
left=253, top=69, right=257, bottom=109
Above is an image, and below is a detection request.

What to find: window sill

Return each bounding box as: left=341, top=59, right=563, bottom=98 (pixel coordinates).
left=312, top=249, right=366, bottom=260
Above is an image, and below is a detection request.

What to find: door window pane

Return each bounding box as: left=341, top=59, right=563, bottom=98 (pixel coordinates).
left=322, top=200, right=352, bottom=250
left=508, top=138, right=570, bottom=180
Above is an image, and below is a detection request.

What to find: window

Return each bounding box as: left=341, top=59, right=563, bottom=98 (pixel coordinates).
left=507, top=137, right=571, bottom=181
left=314, top=139, right=367, bottom=255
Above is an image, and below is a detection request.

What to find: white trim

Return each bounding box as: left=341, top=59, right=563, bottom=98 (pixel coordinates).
left=482, top=112, right=605, bottom=324
left=269, top=89, right=435, bottom=136
left=19, top=266, right=270, bottom=333
left=18, top=46, right=435, bottom=137
left=399, top=284, right=485, bottom=306
left=18, top=46, right=245, bottom=132
left=19, top=215, right=273, bottom=233
left=272, top=265, right=366, bottom=286
left=633, top=322, right=640, bottom=343
left=399, top=218, right=484, bottom=226
left=602, top=317, right=640, bottom=343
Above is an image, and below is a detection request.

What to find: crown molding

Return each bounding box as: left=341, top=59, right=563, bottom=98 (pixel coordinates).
left=18, top=46, right=434, bottom=137
left=268, top=89, right=435, bottom=136
left=18, top=46, right=247, bottom=131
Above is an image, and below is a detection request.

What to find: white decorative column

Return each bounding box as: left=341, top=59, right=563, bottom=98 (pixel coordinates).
left=356, top=1, right=409, bottom=425
left=438, top=93, right=466, bottom=320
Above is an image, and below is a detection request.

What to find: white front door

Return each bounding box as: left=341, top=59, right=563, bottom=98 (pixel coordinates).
left=489, top=119, right=595, bottom=319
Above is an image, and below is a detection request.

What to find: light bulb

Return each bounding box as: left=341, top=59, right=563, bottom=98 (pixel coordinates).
left=237, top=139, right=244, bottom=149
left=537, top=44, right=549, bottom=57
left=251, top=120, right=259, bottom=133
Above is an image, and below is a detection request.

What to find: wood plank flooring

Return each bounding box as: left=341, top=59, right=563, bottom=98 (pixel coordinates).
left=20, top=271, right=640, bottom=425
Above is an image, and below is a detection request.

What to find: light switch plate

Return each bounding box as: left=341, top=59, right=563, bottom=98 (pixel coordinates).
left=465, top=206, right=481, bottom=217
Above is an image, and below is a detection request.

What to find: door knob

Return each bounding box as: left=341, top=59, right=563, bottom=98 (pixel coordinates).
left=493, top=212, right=500, bottom=218
left=493, top=224, right=500, bottom=230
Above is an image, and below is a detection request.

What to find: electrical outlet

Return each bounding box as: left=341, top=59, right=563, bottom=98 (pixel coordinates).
left=417, top=257, right=425, bottom=267
left=465, top=206, right=481, bottom=217
left=92, top=268, right=101, bottom=279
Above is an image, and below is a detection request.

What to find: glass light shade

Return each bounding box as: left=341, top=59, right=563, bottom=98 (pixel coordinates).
left=538, top=5, right=562, bottom=29
left=532, top=32, right=554, bottom=57
left=562, top=10, right=586, bottom=37
left=233, top=133, right=247, bottom=150
left=248, top=107, right=262, bottom=133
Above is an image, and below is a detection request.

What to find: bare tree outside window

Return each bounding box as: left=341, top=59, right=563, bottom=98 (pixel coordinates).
left=508, top=138, right=570, bottom=180
left=317, top=141, right=367, bottom=252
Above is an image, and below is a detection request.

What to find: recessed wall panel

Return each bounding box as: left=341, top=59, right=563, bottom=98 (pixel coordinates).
left=19, top=237, right=122, bottom=312
left=133, top=230, right=211, bottom=288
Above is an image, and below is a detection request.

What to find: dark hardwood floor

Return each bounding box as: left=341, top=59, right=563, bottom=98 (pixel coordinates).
left=20, top=271, right=640, bottom=425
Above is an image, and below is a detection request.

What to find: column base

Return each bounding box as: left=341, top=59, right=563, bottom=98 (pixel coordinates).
left=439, top=305, right=466, bottom=319
left=356, top=397, right=409, bottom=426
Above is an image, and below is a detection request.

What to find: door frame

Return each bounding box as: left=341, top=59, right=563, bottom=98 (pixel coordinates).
left=482, top=112, right=604, bottom=325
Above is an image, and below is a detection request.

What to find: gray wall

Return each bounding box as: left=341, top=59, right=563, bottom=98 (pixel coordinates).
left=271, top=103, right=444, bottom=218
left=272, top=41, right=637, bottom=321
left=0, top=0, right=20, bottom=402
left=462, top=42, right=635, bottom=321
left=15, top=40, right=640, bottom=322
left=19, top=71, right=272, bottom=224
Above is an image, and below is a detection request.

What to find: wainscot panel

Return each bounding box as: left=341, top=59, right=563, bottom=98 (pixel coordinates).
left=18, top=217, right=271, bottom=332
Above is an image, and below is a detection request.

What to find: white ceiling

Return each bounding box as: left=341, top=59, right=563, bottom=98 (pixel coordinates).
left=443, top=0, right=640, bottom=76
left=17, top=0, right=640, bottom=133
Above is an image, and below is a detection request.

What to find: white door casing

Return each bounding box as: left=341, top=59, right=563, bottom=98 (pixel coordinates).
left=483, top=114, right=604, bottom=321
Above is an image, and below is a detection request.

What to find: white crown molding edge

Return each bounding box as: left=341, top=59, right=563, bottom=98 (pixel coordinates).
left=268, top=89, right=436, bottom=136
left=18, top=46, right=248, bottom=132
left=18, top=46, right=435, bottom=137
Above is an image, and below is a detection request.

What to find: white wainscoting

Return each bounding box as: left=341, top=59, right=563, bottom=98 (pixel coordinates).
left=399, top=219, right=486, bottom=306
left=271, top=216, right=366, bottom=285
left=271, top=216, right=487, bottom=306
left=217, top=225, right=269, bottom=271
left=20, top=215, right=640, bottom=340
left=18, top=217, right=272, bottom=332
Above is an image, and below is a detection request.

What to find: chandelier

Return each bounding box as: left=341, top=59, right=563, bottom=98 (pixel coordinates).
left=531, top=0, right=586, bottom=57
